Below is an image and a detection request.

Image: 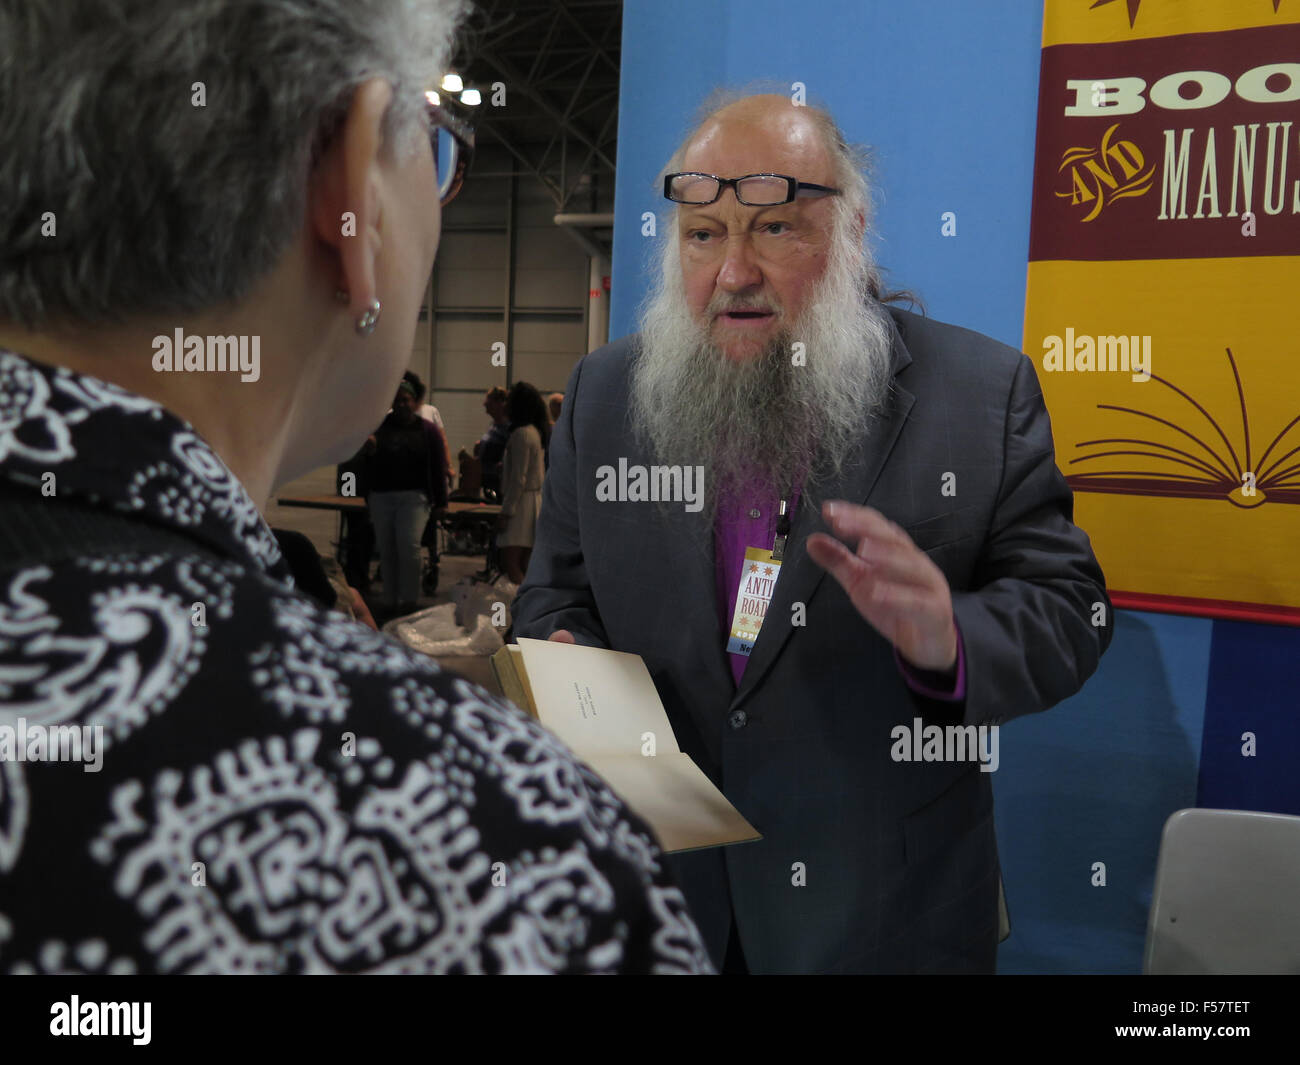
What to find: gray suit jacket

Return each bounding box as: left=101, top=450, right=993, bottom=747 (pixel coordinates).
left=511, top=307, right=1112, bottom=973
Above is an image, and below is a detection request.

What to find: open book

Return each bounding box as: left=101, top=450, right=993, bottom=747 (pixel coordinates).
left=491, top=638, right=760, bottom=853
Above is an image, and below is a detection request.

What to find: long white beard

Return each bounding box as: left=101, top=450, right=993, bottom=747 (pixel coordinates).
left=630, top=223, right=895, bottom=521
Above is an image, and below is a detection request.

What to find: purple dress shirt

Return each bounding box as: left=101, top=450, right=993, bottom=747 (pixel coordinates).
left=713, top=476, right=966, bottom=699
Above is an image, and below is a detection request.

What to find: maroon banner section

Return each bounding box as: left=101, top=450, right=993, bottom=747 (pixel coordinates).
left=1028, top=23, right=1300, bottom=262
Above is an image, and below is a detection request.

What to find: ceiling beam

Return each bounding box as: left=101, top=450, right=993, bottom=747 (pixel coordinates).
left=481, top=128, right=564, bottom=202
left=555, top=1, right=622, bottom=79
left=476, top=47, right=617, bottom=174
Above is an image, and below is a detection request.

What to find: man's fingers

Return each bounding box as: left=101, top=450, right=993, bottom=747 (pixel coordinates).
left=820, top=501, right=941, bottom=590
left=807, top=533, right=902, bottom=644
left=806, top=532, right=874, bottom=597
left=810, top=533, right=916, bottom=606
left=854, top=535, right=935, bottom=589
left=548, top=628, right=576, bottom=643
left=823, top=501, right=910, bottom=548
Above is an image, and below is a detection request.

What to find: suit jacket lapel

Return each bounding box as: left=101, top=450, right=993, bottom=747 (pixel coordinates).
left=729, top=314, right=916, bottom=709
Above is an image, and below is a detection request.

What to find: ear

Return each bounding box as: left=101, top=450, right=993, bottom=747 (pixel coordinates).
left=309, top=78, right=394, bottom=315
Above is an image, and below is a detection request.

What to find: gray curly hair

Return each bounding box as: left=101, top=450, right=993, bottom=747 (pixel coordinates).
left=0, top=0, right=466, bottom=327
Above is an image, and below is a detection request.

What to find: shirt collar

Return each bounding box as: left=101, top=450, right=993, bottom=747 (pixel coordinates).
left=0, top=348, right=290, bottom=582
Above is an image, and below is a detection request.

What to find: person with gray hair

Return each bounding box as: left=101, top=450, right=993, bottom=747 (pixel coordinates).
left=512, top=92, right=1112, bottom=973
left=0, top=0, right=712, bottom=974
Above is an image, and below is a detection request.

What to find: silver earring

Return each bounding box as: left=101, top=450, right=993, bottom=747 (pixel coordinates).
left=355, top=298, right=381, bottom=336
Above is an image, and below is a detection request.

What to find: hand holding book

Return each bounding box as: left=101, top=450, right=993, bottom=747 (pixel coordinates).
left=491, top=638, right=760, bottom=853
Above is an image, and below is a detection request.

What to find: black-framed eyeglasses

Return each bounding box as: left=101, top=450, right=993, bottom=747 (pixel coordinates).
left=427, top=103, right=475, bottom=206
left=664, top=171, right=840, bottom=206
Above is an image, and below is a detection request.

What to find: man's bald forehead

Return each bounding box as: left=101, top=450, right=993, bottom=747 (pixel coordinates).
left=702, top=93, right=807, bottom=127
left=681, top=94, right=831, bottom=172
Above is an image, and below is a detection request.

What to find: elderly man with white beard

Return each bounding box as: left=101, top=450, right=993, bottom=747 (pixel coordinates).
left=511, top=93, right=1112, bottom=974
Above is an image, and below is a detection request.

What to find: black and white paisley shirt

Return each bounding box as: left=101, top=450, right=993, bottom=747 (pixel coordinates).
left=0, top=348, right=713, bottom=974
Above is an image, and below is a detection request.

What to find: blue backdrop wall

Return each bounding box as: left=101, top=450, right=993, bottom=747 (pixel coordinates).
left=609, top=0, right=1297, bottom=973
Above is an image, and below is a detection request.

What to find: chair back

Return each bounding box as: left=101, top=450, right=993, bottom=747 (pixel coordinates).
left=1144, top=807, right=1300, bottom=973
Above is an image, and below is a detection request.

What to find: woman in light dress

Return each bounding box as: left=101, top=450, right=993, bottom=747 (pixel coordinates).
left=497, top=381, right=549, bottom=583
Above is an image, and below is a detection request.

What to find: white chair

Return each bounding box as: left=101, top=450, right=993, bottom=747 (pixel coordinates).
left=1144, top=808, right=1300, bottom=974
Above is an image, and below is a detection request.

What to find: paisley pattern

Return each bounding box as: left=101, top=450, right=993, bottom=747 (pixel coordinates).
left=0, top=348, right=712, bottom=975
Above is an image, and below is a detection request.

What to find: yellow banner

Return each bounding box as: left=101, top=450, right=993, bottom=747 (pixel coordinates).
left=1043, top=0, right=1293, bottom=46
left=1025, top=0, right=1300, bottom=621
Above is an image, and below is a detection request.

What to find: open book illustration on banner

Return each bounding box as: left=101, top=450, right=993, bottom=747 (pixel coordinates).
left=1065, top=347, right=1300, bottom=508
left=492, top=638, right=761, bottom=853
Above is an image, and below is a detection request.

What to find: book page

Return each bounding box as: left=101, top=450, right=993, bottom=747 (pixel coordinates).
left=515, top=638, right=679, bottom=759
left=591, top=753, right=761, bottom=853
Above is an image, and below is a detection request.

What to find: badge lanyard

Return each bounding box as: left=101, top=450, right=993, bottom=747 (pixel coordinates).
left=726, top=485, right=799, bottom=657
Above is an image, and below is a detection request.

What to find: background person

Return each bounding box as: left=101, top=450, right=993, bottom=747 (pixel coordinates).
left=364, top=379, right=449, bottom=617
left=497, top=381, right=549, bottom=584
left=404, top=368, right=455, bottom=491
left=273, top=526, right=377, bottom=629
left=403, top=368, right=452, bottom=594
left=472, top=385, right=510, bottom=499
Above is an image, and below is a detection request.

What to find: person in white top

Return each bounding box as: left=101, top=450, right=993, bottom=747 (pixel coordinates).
left=403, top=370, right=454, bottom=490
left=497, top=381, right=549, bottom=583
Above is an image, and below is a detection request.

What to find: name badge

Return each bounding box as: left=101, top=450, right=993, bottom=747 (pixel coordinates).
left=727, top=546, right=783, bottom=656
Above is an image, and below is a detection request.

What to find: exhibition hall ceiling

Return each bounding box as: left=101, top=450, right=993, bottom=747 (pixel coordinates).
left=452, top=0, right=622, bottom=211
